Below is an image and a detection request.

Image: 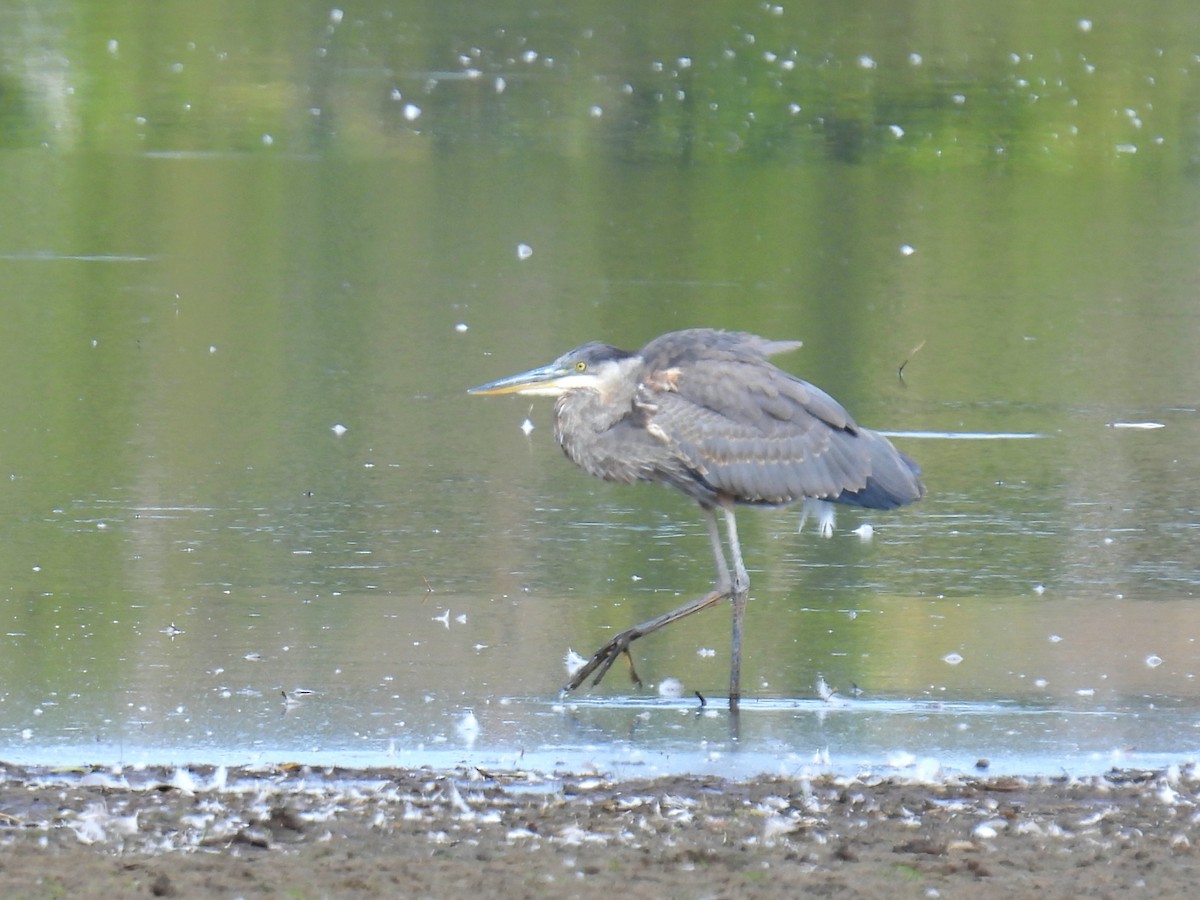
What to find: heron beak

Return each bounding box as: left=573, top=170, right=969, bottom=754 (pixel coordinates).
left=468, top=362, right=574, bottom=397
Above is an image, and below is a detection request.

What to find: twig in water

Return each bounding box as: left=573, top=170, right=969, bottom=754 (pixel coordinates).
left=898, top=339, right=926, bottom=384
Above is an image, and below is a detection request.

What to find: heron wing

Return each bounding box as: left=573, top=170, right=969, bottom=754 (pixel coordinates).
left=637, top=339, right=922, bottom=508
left=639, top=328, right=803, bottom=371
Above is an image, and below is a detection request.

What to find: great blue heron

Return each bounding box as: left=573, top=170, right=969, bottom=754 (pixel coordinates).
left=469, top=328, right=924, bottom=701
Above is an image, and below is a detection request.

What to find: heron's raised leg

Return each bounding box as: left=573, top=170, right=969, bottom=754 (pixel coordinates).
left=721, top=501, right=751, bottom=702
left=702, top=506, right=733, bottom=594
left=563, top=589, right=728, bottom=691
left=562, top=506, right=749, bottom=695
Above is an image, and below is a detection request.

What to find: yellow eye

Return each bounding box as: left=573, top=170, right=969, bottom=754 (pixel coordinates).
left=575, top=361, right=587, bottom=372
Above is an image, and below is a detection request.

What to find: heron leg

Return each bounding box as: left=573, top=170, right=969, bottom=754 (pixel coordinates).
left=703, top=506, right=733, bottom=594
left=561, top=504, right=751, bottom=696
left=721, top=501, right=750, bottom=594
left=729, top=589, right=746, bottom=704
left=721, top=501, right=751, bottom=701
left=562, top=590, right=727, bottom=691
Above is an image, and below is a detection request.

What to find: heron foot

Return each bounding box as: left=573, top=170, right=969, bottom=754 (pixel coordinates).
left=563, top=627, right=644, bottom=691
left=561, top=589, right=728, bottom=693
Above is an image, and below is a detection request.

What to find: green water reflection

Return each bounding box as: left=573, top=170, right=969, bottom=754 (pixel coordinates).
left=0, top=1, right=1198, bottom=771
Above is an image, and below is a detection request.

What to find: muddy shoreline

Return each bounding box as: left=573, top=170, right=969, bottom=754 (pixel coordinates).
left=2, top=761, right=1198, bottom=897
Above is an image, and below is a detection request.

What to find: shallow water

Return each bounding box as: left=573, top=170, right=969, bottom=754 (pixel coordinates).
left=1, top=1, right=1199, bottom=778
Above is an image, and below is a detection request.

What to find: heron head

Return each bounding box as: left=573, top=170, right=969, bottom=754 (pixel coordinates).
left=468, top=342, right=635, bottom=398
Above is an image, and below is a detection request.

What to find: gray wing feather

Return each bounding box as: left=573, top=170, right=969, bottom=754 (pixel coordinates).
left=637, top=334, right=922, bottom=508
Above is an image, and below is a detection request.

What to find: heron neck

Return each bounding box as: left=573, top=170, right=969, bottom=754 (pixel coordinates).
left=553, top=386, right=628, bottom=437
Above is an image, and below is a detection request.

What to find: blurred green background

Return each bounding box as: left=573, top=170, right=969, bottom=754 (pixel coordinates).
left=1, top=1, right=1198, bottom=768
